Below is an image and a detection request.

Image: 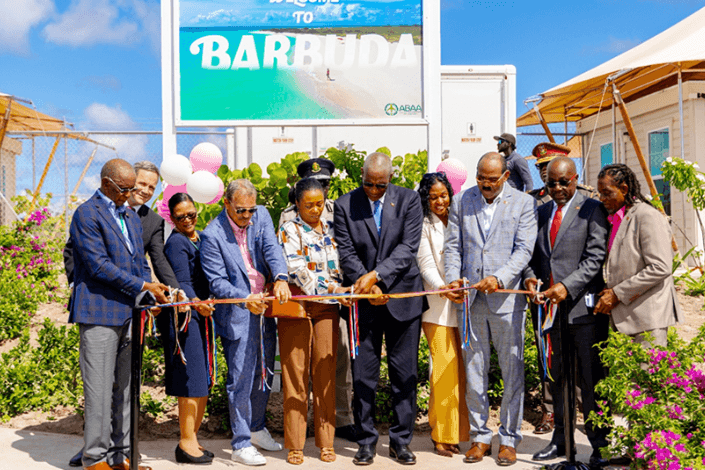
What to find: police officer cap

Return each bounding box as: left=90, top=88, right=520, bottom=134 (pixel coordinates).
left=297, top=158, right=336, bottom=180
left=532, top=142, right=571, bottom=165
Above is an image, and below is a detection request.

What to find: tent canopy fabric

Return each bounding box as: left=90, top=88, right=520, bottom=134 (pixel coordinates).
left=0, top=93, right=66, bottom=133
left=517, top=6, right=705, bottom=127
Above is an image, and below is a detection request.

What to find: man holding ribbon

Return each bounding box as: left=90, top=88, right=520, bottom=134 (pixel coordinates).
left=444, top=152, right=537, bottom=467
left=524, top=156, right=610, bottom=467
left=333, top=152, right=424, bottom=466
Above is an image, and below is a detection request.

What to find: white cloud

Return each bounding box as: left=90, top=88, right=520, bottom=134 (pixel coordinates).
left=82, top=174, right=101, bottom=191
left=0, top=0, right=54, bottom=55
left=42, top=0, right=159, bottom=53
left=80, top=103, right=149, bottom=163
left=582, top=36, right=641, bottom=55
left=314, top=3, right=378, bottom=21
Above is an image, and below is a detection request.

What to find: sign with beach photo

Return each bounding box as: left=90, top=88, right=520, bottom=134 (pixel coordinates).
left=175, top=0, right=423, bottom=124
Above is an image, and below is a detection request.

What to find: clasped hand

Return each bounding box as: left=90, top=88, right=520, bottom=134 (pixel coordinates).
left=353, top=272, right=388, bottom=305
left=525, top=278, right=567, bottom=305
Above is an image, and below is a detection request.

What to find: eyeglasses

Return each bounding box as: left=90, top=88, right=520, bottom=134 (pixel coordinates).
left=363, top=181, right=388, bottom=190
left=235, top=207, right=257, bottom=214
left=174, top=212, right=197, bottom=222
left=476, top=175, right=503, bottom=184
left=106, top=176, right=137, bottom=194
left=546, top=174, right=578, bottom=189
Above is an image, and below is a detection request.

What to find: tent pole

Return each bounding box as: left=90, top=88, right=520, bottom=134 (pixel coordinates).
left=29, top=136, right=61, bottom=213
left=678, top=66, right=685, bottom=160
left=0, top=98, right=12, bottom=155
left=612, top=83, right=679, bottom=252
left=533, top=103, right=556, bottom=143
left=612, top=100, right=617, bottom=163
left=71, top=147, right=98, bottom=197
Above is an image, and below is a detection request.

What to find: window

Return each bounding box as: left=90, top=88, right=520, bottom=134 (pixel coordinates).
left=649, top=129, right=670, bottom=215
left=600, top=143, right=613, bottom=167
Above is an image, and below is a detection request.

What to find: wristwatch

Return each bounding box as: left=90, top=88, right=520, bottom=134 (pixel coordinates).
left=374, top=270, right=382, bottom=282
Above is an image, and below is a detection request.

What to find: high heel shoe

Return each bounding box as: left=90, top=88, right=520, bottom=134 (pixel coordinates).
left=175, top=444, right=214, bottom=465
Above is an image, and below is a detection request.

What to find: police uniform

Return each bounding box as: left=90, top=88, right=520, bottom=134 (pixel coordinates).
left=528, top=143, right=597, bottom=205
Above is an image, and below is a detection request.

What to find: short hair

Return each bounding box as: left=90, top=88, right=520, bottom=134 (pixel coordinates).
left=291, top=178, right=324, bottom=206
left=418, top=172, right=453, bottom=219
left=598, top=163, right=652, bottom=207
left=477, top=152, right=508, bottom=174
left=134, top=160, right=160, bottom=177
left=168, top=192, right=194, bottom=214
left=363, top=152, right=393, bottom=176
left=224, top=179, right=257, bottom=201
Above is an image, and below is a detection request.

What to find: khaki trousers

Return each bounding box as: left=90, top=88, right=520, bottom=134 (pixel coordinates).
left=278, top=302, right=339, bottom=450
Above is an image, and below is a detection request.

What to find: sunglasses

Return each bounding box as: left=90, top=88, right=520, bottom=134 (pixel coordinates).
left=497, top=139, right=505, bottom=144
left=235, top=207, right=257, bottom=214
left=106, top=176, right=137, bottom=194
left=362, top=181, right=388, bottom=190
left=174, top=212, right=197, bottom=222
left=546, top=174, right=578, bottom=189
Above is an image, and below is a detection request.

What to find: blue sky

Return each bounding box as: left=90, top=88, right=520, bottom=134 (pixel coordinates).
left=1, top=0, right=703, bottom=158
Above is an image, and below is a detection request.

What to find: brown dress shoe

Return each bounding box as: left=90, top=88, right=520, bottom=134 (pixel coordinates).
left=533, top=411, right=554, bottom=434
left=497, top=445, right=517, bottom=466
left=83, top=463, right=112, bottom=470
left=110, top=459, right=152, bottom=470
left=432, top=440, right=458, bottom=458
left=464, top=442, right=491, bottom=463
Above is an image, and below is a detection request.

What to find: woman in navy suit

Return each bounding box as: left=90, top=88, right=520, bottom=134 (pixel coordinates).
left=158, top=192, right=215, bottom=465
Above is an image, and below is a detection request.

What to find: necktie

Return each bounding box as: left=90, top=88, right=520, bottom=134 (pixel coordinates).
left=116, top=205, right=133, bottom=253
left=373, top=200, right=382, bottom=235
left=550, top=204, right=564, bottom=249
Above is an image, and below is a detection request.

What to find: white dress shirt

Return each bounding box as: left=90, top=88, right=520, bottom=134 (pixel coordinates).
left=479, top=184, right=506, bottom=235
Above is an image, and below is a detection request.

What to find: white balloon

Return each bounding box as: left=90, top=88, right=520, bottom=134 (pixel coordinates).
left=160, top=154, right=192, bottom=186
left=187, top=171, right=221, bottom=204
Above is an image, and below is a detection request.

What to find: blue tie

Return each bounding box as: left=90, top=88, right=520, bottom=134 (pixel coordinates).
left=116, top=205, right=133, bottom=253
left=373, top=200, right=382, bottom=235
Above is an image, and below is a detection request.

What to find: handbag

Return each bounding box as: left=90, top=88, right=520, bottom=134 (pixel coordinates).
left=265, top=222, right=308, bottom=319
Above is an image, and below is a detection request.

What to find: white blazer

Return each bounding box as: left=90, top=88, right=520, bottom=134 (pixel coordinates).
left=417, top=213, right=456, bottom=326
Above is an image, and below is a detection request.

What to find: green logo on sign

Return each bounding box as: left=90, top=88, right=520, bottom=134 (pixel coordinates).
left=385, top=103, right=398, bottom=116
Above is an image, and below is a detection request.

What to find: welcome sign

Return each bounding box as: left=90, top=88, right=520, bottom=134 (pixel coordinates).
left=175, top=0, right=424, bottom=124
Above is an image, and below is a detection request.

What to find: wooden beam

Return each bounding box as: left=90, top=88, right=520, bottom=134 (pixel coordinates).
left=29, top=136, right=61, bottom=213
left=533, top=103, right=556, bottom=143
left=612, top=83, right=679, bottom=252
left=71, top=147, right=98, bottom=197
left=0, top=98, right=12, bottom=154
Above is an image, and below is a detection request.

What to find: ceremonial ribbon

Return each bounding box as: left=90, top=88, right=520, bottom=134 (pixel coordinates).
left=348, top=286, right=360, bottom=359
left=460, top=279, right=475, bottom=351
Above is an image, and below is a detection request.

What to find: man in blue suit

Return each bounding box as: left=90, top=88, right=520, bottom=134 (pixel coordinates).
left=334, top=152, right=424, bottom=466
left=444, top=152, right=537, bottom=467
left=69, top=159, right=169, bottom=470
left=200, top=179, right=290, bottom=466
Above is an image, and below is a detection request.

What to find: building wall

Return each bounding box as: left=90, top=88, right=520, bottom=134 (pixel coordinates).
left=577, top=81, right=705, bottom=260
left=0, top=136, right=20, bottom=225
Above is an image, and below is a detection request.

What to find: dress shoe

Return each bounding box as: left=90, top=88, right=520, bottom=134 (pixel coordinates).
left=83, top=463, right=112, bottom=470
left=353, top=444, right=376, bottom=466
left=464, top=442, right=491, bottom=463
left=589, top=449, right=609, bottom=468
left=532, top=443, right=565, bottom=461
left=335, top=424, right=358, bottom=442
left=533, top=411, right=554, bottom=434
left=70, top=449, right=84, bottom=467
left=111, top=459, right=152, bottom=470
left=497, top=445, right=517, bottom=466
left=432, top=440, right=458, bottom=457
left=389, top=443, right=416, bottom=465
left=175, top=444, right=214, bottom=465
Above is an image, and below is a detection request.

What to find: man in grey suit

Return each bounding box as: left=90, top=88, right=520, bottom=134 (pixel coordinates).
left=444, top=152, right=537, bottom=466
left=524, top=157, right=610, bottom=467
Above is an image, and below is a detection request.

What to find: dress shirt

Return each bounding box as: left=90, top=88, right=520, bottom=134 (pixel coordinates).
left=368, top=193, right=386, bottom=213
left=479, top=184, right=506, bottom=235
left=227, top=214, right=266, bottom=295
left=607, top=206, right=626, bottom=252
left=96, top=189, right=133, bottom=253
left=279, top=216, right=343, bottom=304
left=548, top=191, right=578, bottom=251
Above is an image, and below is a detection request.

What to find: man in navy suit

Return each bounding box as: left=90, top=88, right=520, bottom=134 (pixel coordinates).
left=524, top=156, right=610, bottom=467
left=69, top=159, right=169, bottom=470
left=333, top=152, right=424, bottom=466
left=200, top=179, right=290, bottom=466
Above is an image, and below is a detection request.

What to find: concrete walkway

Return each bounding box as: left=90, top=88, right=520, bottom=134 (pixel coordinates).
left=0, top=426, right=630, bottom=470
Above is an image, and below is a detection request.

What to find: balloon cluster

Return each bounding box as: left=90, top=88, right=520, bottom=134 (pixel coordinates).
left=436, top=158, right=468, bottom=195
left=158, top=142, right=225, bottom=225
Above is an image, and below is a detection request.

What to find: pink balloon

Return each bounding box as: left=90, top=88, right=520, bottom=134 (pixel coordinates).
left=163, top=183, right=187, bottom=206
left=156, top=198, right=174, bottom=227
left=190, top=142, right=223, bottom=173
left=436, top=158, right=468, bottom=195
left=207, top=178, right=225, bottom=204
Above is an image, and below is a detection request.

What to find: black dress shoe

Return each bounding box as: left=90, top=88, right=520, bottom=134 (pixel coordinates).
left=353, top=444, right=376, bottom=466
left=175, top=445, right=214, bottom=465
left=589, top=449, right=609, bottom=468
left=532, top=443, right=565, bottom=461
left=389, top=444, right=416, bottom=465
left=68, top=449, right=84, bottom=467
left=335, top=424, right=358, bottom=442
left=201, top=449, right=214, bottom=458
